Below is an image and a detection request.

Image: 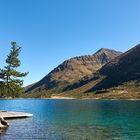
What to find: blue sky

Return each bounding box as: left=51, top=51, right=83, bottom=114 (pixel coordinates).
left=0, top=0, right=140, bottom=86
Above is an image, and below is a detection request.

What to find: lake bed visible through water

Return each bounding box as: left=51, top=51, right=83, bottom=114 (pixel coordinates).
left=0, top=99, right=140, bottom=140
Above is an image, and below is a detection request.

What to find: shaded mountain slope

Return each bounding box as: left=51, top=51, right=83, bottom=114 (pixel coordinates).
left=54, top=81, right=140, bottom=100
left=88, top=43, right=140, bottom=91
left=26, top=48, right=121, bottom=93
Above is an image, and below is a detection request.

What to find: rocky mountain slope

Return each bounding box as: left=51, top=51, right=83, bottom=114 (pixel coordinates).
left=89, top=43, right=140, bottom=91
left=25, top=48, right=121, bottom=94
left=55, top=43, right=140, bottom=99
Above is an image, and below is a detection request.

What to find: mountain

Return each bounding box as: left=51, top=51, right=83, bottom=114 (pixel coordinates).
left=25, top=48, right=121, bottom=94
left=89, top=43, right=140, bottom=91
left=57, top=43, right=140, bottom=99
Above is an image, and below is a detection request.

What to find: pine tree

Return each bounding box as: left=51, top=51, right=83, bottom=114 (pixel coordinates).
left=0, top=69, right=6, bottom=97
left=0, top=42, right=28, bottom=98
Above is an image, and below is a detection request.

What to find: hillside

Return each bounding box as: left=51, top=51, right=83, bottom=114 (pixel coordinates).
left=55, top=43, right=140, bottom=99
left=89, top=43, right=140, bottom=91
left=25, top=48, right=121, bottom=94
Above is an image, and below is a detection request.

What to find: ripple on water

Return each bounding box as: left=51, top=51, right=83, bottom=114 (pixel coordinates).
left=0, top=99, right=140, bottom=140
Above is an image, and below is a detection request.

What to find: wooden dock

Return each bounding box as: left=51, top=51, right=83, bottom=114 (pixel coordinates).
left=0, top=111, right=33, bottom=119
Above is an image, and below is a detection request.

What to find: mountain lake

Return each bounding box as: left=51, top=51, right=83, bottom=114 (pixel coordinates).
left=0, top=99, right=140, bottom=140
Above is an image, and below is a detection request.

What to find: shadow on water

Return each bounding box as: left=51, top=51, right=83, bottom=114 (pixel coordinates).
left=0, top=127, right=8, bottom=137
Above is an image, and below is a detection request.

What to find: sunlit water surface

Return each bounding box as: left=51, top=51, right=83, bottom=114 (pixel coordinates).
left=0, top=99, right=140, bottom=140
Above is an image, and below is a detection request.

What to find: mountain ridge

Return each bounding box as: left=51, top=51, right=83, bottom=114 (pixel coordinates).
left=25, top=48, right=121, bottom=93
left=24, top=44, right=140, bottom=99
left=59, top=43, right=140, bottom=99
left=89, top=43, right=140, bottom=91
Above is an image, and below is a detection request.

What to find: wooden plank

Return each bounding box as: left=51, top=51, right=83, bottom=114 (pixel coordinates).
left=0, top=111, right=33, bottom=119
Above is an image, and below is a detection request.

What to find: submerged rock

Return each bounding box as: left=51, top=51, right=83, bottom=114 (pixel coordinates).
left=0, top=117, right=9, bottom=128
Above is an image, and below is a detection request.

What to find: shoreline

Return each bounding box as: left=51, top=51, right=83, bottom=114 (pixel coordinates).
left=45, top=96, right=140, bottom=100
left=1, top=97, right=140, bottom=100
left=50, top=96, right=75, bottom=100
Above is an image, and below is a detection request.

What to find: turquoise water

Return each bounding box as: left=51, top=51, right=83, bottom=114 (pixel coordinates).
left=0, top=99, right=140, bottom=140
